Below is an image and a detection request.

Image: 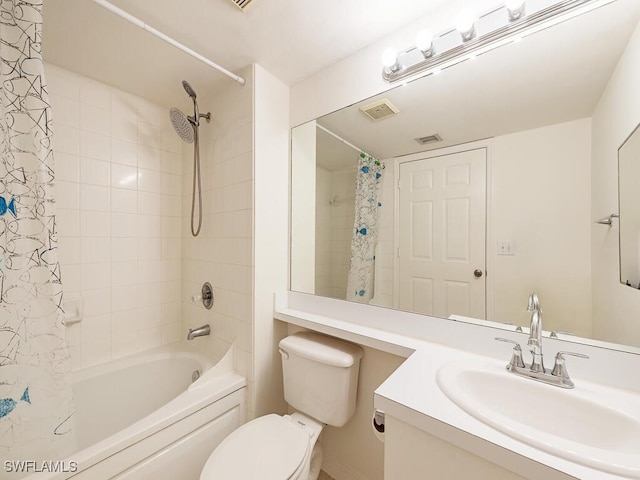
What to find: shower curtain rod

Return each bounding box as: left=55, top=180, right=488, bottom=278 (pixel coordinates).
left=316, top=124, right=375, bottom=160
left=90, top=0, right=246, bottom=86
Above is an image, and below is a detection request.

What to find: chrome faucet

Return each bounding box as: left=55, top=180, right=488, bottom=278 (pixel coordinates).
left=187, top=324, right=210, bottom=340
left=526, top=292, right=544, bottom=373
left=495, top=292, right=589, bottom=388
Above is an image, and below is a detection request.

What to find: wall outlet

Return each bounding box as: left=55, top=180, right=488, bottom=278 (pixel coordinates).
left=497, top=240, right=514, bottom=255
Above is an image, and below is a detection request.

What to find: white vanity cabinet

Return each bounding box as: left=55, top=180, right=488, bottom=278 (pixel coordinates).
left=384, top=415, right=527, bottom=480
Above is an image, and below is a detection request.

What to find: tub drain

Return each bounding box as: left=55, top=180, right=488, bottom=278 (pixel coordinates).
left=192, top=369, right=201, bottom=383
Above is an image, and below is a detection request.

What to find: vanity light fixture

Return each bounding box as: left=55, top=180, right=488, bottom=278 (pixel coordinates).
left=381, top=47, right=400, bottom=73
left=381, top=0, right=616, bottom=84
left=456, top=10, right=477, bottom=41
left=416, top=30, right=435, bottom=57
left=505, top=0, right=526, bottom=20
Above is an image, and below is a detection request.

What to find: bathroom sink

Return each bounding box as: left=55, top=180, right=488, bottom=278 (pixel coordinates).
left=436, top=359, right=640, bottom=478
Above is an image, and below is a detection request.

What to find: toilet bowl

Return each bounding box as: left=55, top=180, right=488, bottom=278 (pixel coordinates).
left=200, top=332, right=363, bottom=480
left=200, top=412, right=323, bottom=480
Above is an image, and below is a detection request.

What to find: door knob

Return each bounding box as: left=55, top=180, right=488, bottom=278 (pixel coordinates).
left=474, top=269, right=483, bottom=278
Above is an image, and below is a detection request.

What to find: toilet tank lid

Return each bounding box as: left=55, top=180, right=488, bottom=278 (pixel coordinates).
left=279, top=332, right=363, bottom=367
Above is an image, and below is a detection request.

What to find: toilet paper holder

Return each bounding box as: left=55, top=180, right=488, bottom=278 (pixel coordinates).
left=373, top=410, right=385, bottom=433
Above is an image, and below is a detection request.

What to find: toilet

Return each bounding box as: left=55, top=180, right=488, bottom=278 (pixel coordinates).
left=200, top=331, right=363, bottom=480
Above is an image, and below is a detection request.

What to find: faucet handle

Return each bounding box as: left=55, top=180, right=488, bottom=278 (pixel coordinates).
left=551, top=351, right=589, bottom=380
left=495, top=337, right=525, bottom=368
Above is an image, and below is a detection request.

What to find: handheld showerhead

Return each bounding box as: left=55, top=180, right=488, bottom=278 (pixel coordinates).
left=182, top=80, right=197, bottom=99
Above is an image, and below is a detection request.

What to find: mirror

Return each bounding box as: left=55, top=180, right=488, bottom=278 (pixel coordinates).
left=619, top=123, right=640, bottom=289
left=291, top=0, right=640, bottom=351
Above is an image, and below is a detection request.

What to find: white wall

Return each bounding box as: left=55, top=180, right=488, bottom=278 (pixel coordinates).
left=253, top=64, right=290, bottom=419
left=591, top=21, right=640, bottom=345
left=490, top=119, right=592, bottom=335
left=49, top=63, right=183, bottom=369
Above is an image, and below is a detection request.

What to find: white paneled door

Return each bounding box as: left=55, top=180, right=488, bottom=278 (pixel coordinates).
left=397, top=148, right=486, bottom=318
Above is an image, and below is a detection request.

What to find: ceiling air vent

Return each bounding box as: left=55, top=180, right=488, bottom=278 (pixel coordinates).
left=360, top=98, right=399, bottom=122
left=415, top=134, right=442, bottom=145
left=229, top=0, right=255, bottom=11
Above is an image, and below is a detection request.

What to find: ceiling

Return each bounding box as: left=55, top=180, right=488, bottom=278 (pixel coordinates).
left=42, top=0, right=455, bottom=109
left=315, top=0, right=640, bottom=165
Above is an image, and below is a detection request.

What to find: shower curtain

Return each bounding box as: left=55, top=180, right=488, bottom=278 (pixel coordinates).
left=346, top=153, right=384, bottom=303
left=0, top=0, right=75, bottom=465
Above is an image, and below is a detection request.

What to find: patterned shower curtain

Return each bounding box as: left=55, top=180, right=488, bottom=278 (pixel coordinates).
left=346, top=153, right=384, bottom=303
left=0, top=0, right=76, bottom=466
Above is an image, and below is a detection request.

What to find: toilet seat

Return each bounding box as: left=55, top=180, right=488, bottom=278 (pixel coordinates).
left=200, top=414, right=312, bottom=480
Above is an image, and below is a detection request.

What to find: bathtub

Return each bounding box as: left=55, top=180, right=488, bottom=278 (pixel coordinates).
left=24, top=342, right=246, bottom=480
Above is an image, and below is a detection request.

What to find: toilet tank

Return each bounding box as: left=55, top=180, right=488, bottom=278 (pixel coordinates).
left=279, top=332, right=363, bottom=427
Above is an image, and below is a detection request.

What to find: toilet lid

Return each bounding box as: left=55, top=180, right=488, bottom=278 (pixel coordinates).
left=201, top=414, right=311, bottom=480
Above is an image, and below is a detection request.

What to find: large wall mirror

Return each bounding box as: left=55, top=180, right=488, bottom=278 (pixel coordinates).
left=619, top=123, right=640, bottom=289
left=291, top=0, right=640, bottom=351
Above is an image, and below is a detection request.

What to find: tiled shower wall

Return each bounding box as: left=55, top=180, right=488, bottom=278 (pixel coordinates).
left=48, top=63, right=183, bottom=369
left=181, top=66, right=254, bottom=393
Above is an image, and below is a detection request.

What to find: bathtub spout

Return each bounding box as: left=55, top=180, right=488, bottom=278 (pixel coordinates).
left=187, top=324, right=210, bottom=340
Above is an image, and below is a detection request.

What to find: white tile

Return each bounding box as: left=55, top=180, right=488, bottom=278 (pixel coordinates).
left=138, top=120, right=162, bottom=147
left=58, top=236, right=80, bottom=265
left=80, top=104, right=110, bottom=135
left=111, top=115, right=138, bottom=143
left=160, top=194, right=181, bottom=218
left=81, top=314, right=111, bottom=344
left=111, top=163, right=138, bottom=190
left=138, top=260, right=161, bottom=284
left=55, top=153, right=80, bottom=182
left=56, top=180, right=79, bottom=210
left=111, top=237, right=138, bottom=262
left=80, top=184, right=110, bottom=212
left=138, top=191, right=161, bottom=215
left=80, top=157, right=110, bottom=186
left=111, top=333, right=138, bottom=359
left=136, top=99, right=164, bottom=127
left=81, top=339, right=111, bottom=368
left=46, top=63, right=80, bottom=100
left=137, top=145, right=162, bottom=171
left=138, top=237, right=161, bottom=261
left=111, top=188, right=138, bottom=214
left=161, top=150, right=182, bottom=175
left=111, top=89, right=138, bottom=120
left=111, top=213, right=138, bottom=237
left=162, top=131, right=182, bottom=155
left=80, top=131, right=110, bottom=161
left=82, top=288, right=111, bottom=316
left=138, top=326, right=162, bottom=351
left=81, top=211, right=110, bottom=237
left=138, top=282, right=161, bottom=307
left=112, top=285, right=139, bottom=312
left=161, top=172, right=181, bottom=196
left=61, top=264, right=80, bottom=293
left=138, top=168, right=161, bottom=193
left=138, top=304, right=161, bottom=330
left=79, top=77, right=110, bottom=109
left=51, top=94, right=80, bottom=128
left=53, top=125, right=80, bottom=156
left=80, top=236, right=111, bottom=264
left=161, top=323, right=181, bottom=344
left=138, top=215, right=161, bottom=238
left=81, top=263, right=111, bottom=290
left=111, top=138, right=138, bottom=166
left=112, top=261, right=138, bottom=287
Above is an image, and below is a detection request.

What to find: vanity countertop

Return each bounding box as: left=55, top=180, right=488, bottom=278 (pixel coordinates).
left=275, top=292, right=640, bottom=480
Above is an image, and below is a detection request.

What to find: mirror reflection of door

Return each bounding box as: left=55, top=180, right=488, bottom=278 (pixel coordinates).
left=397, top=148, right=486, bottom=318
left=619, top=123, right=640, bottom=289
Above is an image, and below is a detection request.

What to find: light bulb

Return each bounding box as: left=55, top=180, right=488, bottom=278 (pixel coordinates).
left=381, top=48, right=400, bottom=72
left=505, top=0, right=525, bottom=20
left=415, top=30, right=434, bottom=57
left=455, top=10, right=477, bottom=41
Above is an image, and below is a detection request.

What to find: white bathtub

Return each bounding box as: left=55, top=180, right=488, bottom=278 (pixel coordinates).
left=25, top=342, right=246, bottom=480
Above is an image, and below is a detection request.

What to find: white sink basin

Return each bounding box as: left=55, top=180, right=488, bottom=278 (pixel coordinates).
left=437, top=359, right=640, bottom=478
